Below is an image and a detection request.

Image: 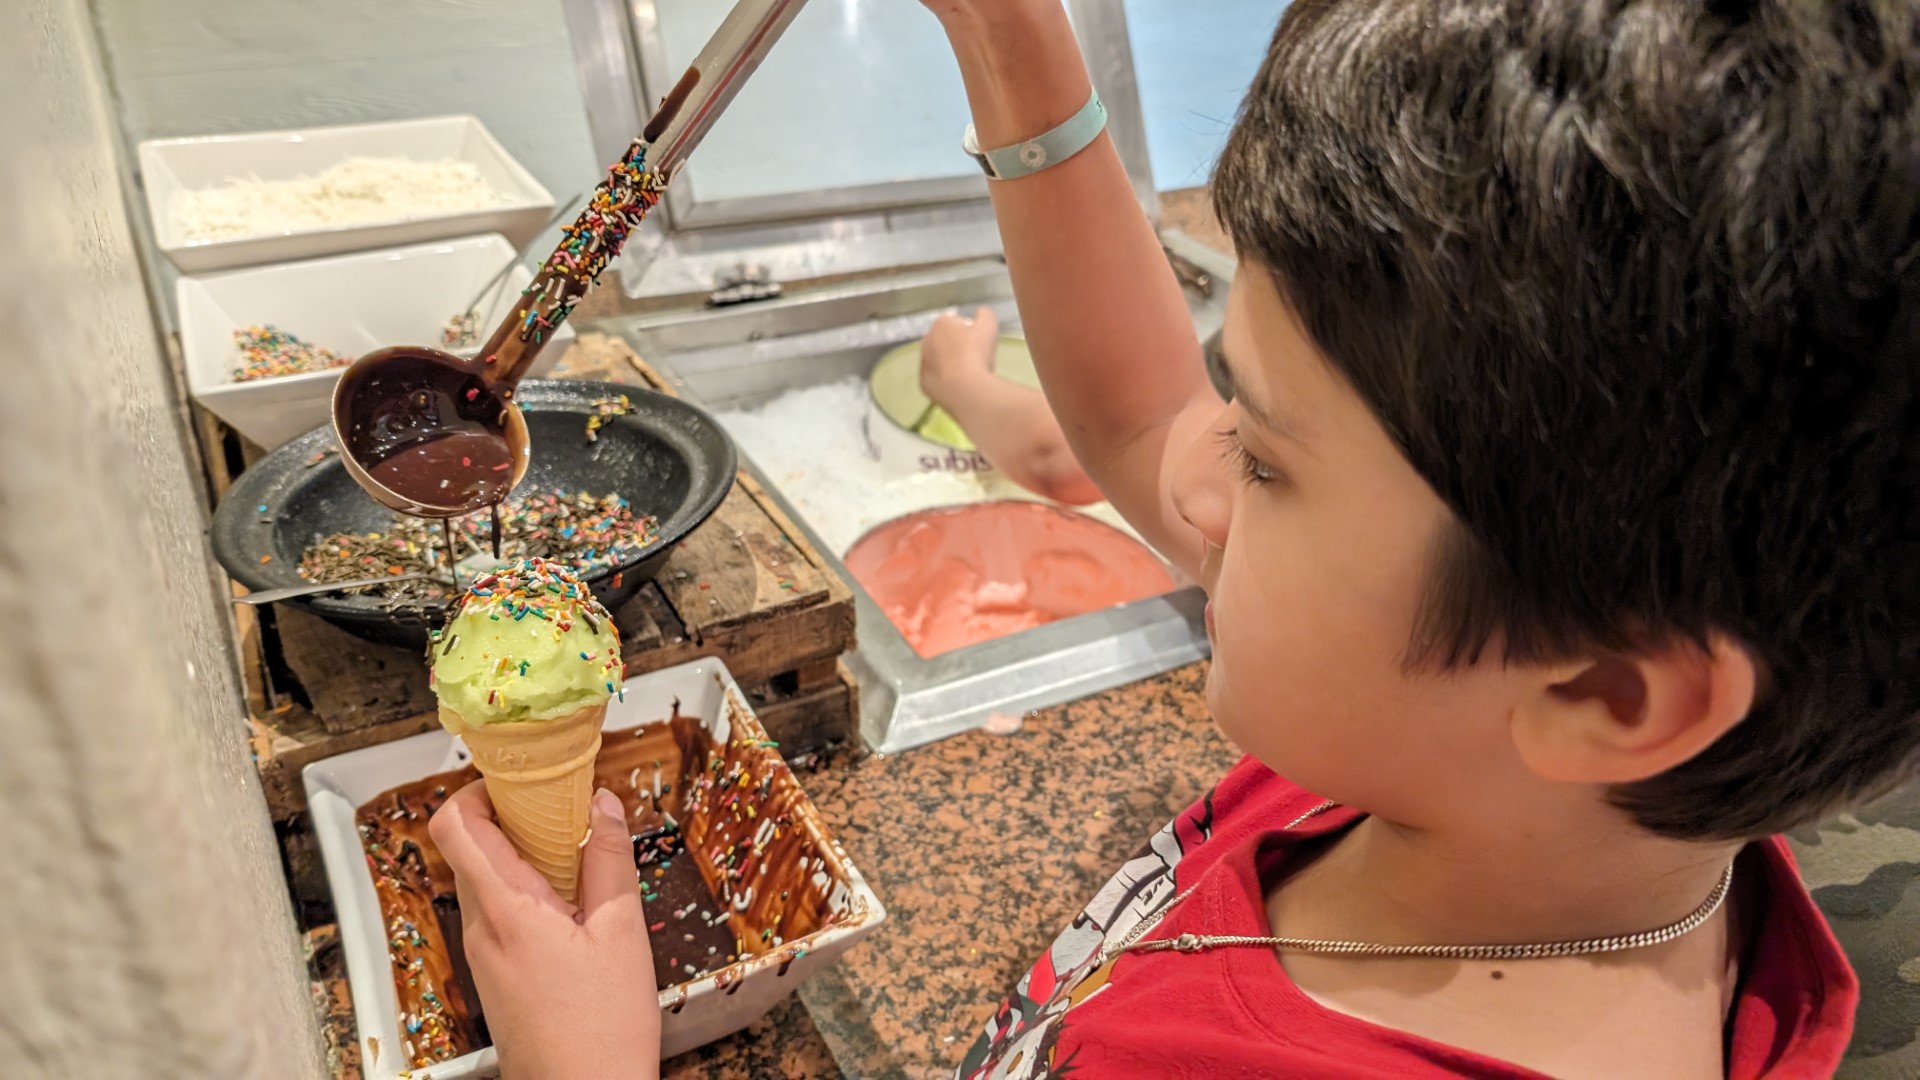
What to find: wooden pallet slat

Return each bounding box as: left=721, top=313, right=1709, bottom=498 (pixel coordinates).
left=611, top=583, right=668, bottom=654
left=252, top=704, right=442, bottom=820
left=621, top=589, right=855, bottom=685
left=656, top=489, right=828, bottom=633
left=277, top=608, right=433, bottom=733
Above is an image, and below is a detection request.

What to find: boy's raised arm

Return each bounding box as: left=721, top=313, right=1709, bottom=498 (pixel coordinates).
left=927, top=0, right=1216, bottom=576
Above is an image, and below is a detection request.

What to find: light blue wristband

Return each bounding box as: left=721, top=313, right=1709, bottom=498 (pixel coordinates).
left=963, top=91, right=1108, bottom=181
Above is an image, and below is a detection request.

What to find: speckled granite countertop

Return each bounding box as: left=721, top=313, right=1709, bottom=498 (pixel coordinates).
left=661, top=661, right=1237, bottom=1079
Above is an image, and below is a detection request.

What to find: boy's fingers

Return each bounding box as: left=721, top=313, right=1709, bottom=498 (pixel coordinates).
left=430, top=780, right=564, bottom=914
left=578, top=788, right=646, bottom=927
left=972, top=306, right=1000, bottom=336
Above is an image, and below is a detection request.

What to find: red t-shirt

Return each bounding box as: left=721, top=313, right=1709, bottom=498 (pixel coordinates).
left=958, top=757, right=1857, bottom=1079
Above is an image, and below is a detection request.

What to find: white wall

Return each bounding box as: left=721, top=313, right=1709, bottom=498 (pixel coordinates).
left=0, top=0, right=323, bottom=1075
left=90, top=0, right=602, bottom=221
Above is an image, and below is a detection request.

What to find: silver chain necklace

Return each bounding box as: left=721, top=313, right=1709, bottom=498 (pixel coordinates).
left=1104, top=801, right=1737, bottom=965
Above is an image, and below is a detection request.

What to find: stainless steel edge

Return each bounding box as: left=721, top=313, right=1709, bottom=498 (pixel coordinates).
left=1162, top=227, right=1236, bottom=344
left=1161, top=226, right=1238, bottom=285
left=619, top=202, right=1008, bottom=297
left=854, top=591, right=1212, bottom=755
left=617, top=259, right=1012, bottom=352
left=672, top=174, right=993, bottom=231
left=562, top=0, right=650, bottom=172
left=1069, top=0, right=1161, bottom=223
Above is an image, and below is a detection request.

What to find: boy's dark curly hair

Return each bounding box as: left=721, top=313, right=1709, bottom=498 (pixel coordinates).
left=1215, top=0, right=1920, bottom=840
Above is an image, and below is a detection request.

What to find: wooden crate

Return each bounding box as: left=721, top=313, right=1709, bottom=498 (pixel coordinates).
left=242, top=334, right=858, bottom=823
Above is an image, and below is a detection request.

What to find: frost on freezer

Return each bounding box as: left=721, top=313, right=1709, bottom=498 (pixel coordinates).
left=713, top=378, right=1140, bottom=556
left=715, top=378, right=1021, bottom=553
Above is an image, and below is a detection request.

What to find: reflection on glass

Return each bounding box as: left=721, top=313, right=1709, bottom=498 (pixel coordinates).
left=645, top=0, right=1286, bottom=204
left=652, top=0, right=978, bottom=203
left=1124, top=0, right=1287, bottom=189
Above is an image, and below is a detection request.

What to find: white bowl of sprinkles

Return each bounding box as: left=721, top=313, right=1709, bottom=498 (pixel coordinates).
left=177, top=233, right=572, bottom=449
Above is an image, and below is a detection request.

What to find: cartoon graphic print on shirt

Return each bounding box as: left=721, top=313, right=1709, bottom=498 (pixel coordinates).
left=956, top=794, right=1216, bottom=1080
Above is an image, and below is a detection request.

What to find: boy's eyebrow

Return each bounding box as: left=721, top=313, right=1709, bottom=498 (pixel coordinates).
left=1218, top=346, right=1302, bottom=442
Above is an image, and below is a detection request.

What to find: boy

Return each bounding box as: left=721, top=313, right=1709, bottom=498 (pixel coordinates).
left=431, top=0, right=1915, bottom=1075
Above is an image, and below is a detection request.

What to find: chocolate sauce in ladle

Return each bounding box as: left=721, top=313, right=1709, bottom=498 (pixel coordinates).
left=341, top=351, right=518, bottom=507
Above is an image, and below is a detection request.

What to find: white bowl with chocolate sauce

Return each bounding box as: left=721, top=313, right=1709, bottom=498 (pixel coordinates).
left=305, top=659, right=886, bottom=1079
left=178, top=233, right=571, bottom=449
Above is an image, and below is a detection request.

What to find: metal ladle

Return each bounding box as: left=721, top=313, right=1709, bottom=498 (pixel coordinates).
left=331, top=0, right=812, bottom=520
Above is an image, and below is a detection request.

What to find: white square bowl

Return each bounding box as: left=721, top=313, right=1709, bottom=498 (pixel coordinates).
left=304, top=659, right=887, bottom=1080
left=177, top=233, right=573, bottom=450
left=140, top=115, right=554, bottom=273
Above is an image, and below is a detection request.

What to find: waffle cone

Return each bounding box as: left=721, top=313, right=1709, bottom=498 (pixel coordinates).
left=441, top=703, right=607, bottom=904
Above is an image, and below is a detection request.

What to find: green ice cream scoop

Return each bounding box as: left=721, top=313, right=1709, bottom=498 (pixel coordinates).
left=430, top=557, right=624, bottom=724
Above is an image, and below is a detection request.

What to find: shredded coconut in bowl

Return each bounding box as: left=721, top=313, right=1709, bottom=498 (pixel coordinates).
left=170, top=156, right=514, bottom=242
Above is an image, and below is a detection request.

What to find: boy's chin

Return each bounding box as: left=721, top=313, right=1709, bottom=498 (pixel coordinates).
left=1205, top=662, right=1305, bottom=775
left=1203, top=662, right=1247, bottom=749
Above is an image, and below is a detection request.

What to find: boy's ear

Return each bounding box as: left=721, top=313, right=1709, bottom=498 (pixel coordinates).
left=1510, top=634, right=1757, bottom=786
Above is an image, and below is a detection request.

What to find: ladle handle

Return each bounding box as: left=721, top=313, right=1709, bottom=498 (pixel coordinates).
left=473, top=295, right=557, bottom=389
left=471, top=130, right=669, bottom=389
left=475, top=0, right=813, bottom=391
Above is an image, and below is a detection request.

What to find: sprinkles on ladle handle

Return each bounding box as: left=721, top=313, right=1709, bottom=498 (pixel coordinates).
left=502, top=139, right=666, bottom=351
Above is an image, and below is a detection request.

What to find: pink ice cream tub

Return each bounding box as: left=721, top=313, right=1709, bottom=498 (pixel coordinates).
left=845, top=501, right=1178, bottom=659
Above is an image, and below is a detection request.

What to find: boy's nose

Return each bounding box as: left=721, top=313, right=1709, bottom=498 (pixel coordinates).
left=1172, top=413, right=1234, bottom=549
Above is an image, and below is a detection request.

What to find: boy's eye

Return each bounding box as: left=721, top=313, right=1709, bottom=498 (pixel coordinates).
left=1216, top=428, right=1281, bottom=486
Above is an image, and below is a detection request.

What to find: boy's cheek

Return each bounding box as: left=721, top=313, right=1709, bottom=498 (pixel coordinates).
left=1206, top=531, right=1408, bottom=772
